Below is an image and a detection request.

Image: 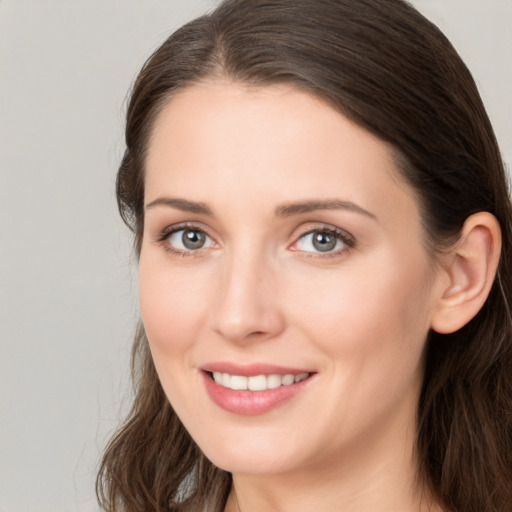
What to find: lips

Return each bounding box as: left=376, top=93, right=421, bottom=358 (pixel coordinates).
left=200, top=363, right=315, bottom=415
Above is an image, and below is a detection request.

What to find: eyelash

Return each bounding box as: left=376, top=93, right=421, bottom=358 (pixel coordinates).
left=291, top=225, right=356, bottom=258
left=155, top=223, right=215, bottom=258
left=155, top=223, right=356, bottom=258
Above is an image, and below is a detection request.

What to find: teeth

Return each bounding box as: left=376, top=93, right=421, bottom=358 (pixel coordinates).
left=230, top=375, right=248, bottom=390
left=281, top=374, right=295, bottom=386
left=248, top=374, right=267, bottom=391
left=267, top=374, right=282, bottom=389
left=211, top=372, right=310, bottom=391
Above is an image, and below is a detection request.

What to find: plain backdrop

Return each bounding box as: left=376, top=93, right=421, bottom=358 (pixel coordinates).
left=0, top=1, right=510, bottom=511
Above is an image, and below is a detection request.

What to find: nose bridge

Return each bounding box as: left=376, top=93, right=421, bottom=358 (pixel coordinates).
left=213, top=239, right=284, bottom=343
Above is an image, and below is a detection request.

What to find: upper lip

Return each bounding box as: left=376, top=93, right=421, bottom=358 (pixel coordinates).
left=200, top=362, right=315, bottom=376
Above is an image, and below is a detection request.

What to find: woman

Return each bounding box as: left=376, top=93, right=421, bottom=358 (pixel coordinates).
left=97, top=0, right=512, bottom=511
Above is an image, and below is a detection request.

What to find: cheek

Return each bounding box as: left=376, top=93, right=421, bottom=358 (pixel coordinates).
left=287, top=251, right=433, bottom=386
left=137, top=254, right=214, bottom=420
left=138, top=253, right=211, bottom=359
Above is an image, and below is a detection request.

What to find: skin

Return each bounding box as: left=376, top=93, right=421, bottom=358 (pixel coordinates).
left=139, top=81, right=452, bottom=511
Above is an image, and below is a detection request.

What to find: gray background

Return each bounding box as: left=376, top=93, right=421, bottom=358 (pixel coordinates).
left=0, top=1, right=510, bottom=511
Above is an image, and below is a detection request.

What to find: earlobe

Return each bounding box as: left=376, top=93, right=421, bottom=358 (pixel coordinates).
left=431, top=212, right=502, bottom=334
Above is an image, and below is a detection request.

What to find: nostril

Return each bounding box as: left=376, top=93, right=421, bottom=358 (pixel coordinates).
left=248, top=331, right=267, bottom=337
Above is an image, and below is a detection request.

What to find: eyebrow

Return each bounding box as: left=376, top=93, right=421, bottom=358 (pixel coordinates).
left=145, top=197, right=213, bottom=215
left=275, top=199, right=377, bottom=220
left=145, top=197, right=376, bottom=220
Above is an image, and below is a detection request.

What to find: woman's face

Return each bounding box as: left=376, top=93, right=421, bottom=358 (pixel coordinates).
left=140, top=82, right=442, bottom=476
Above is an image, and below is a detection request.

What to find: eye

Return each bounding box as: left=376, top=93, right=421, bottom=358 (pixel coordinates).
left=166, top=227, right=215, bottom=252
left=294, top=228, right=353, bottom=254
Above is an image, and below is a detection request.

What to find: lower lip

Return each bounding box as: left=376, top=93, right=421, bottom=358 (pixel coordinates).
left=202, top=372, right=312, bottom=416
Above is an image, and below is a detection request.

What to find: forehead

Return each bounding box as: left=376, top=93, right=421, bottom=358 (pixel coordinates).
left=144, top=81, right=417, bottom=224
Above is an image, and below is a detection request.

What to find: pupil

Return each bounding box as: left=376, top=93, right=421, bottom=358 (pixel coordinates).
left=312, top=232, right=336, bottom=252
left=182, top=229, right=205, bottom=250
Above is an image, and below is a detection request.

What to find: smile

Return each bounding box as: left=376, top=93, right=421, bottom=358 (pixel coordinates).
left=201, top=365, right=315, bottom=415
left=211, top=372, right=310, bottom=391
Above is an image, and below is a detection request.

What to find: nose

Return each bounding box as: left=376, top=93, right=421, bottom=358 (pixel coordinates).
left=212, top=249, right=286, bottom=344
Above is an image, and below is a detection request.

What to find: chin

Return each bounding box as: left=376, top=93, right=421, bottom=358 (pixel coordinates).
left=193, top=426, right=304, bottom=476
left=207, top=450, right=297, bottom=476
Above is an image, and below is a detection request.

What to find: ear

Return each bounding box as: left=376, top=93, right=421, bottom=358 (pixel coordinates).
left=431, top=212, right=502, bottom=334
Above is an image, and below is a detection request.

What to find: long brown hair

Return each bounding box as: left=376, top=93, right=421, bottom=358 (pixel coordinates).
left=97, top=1, right=512, bottom=510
